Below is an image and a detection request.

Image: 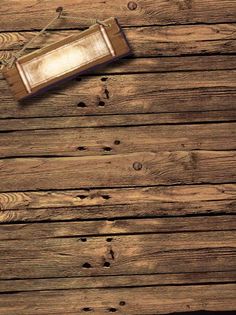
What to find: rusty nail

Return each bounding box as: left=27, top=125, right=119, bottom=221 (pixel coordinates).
left=133, top=162, right=142, bottom=171
left=128, top=1, right=137, bottom=10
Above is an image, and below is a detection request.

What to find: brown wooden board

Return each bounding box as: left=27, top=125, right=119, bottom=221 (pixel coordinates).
left=0, top=0, right=236, bottom=30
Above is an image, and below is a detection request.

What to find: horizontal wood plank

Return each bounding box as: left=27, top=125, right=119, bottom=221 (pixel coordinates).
left=1, top=111, right=236, bottom=132
left=1, top=0, right=236, bottom=30
left=1, top=183, right=235, bottom=211
left=0, top=231, right=235, bottom=279
left=0, top=271, right=235, bottom=293
left=1, top=55, right=236, bottom=76
left=0, top=284, right=235, bottom=314
left=1, top=215, right=235, bottom=240
left=0, top=122, right=235, bottom=158
left=0, top=151, right=236, bottom=191
left=1, top=71, right=236, bottom=119
left=1, top=24, right=236, bottom=58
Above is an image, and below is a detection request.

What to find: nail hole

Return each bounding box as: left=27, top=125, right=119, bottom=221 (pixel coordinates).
left=98, top=101, right=105, bottom=106
left=114, top=140, right=120, bottom=145
left=82, top=262, right=92, bottom=268
left=103, top=261, right=111, bottom=268
left=109, top=308, right=117, bottom=312
left=119, top=301, right=126, bottom=306
left=101, top=77, right=108, bottom=81
left=106, top=238, right=113, bottom=242
left=77, top=146, right=86, bottom=151
left=77, top=194, right=87, bottom=200
left=103, top=147, right=112, bottom=151
left=102, top=195, right=110, bottom=200
left=83, top=307, right=92, bottom=312
left=80, top=238, right=87, bottom=242
left=78, top=102, right=86, bottom=107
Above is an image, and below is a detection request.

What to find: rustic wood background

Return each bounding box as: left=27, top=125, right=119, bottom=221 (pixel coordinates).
left=0, top=0, right=236, bottom=314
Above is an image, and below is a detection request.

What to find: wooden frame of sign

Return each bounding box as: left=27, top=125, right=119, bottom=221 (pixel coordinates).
left=2, top=17, right=131, bottom=101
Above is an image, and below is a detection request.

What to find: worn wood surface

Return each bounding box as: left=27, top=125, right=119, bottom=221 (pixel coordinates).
left=0, top=0, right=236, bottom=314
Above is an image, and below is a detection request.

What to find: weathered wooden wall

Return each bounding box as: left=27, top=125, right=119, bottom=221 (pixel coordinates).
left=0, top=0, right=236, bottom=314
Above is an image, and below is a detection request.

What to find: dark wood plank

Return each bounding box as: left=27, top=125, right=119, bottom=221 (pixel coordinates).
left=0, top=271, right=235, bottom=293
left=1, top=71, right=236, bottom=119
left=0, top=151, right=236, bottom=191
left=0, top=123, right=235, bottom=158
left=1, top=0, right=236, bottom=30
left=1, top=24, right=236, bottom=58
left=0, top=231, right=235, bottom=279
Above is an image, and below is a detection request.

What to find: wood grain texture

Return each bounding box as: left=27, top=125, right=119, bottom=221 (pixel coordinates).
left=2, top=55, right=236, bottom=76
left=0, top=215, right=235, bottom=240
left=1, top=24, right=236, bottom=57
left=0, top=151, right=236, bottom=192
left=0, top=284, right=235, bottom=315
left=1, top=183, right=235, bottom=211
left=1, top=271, right=236, bottom=293
left=0, top=0, right=236, bottom=312
left=1, top=110, right=236, bottom=132
left=1, top=0, right=236, bottom=30
left=0, top=122, right=235, bottom=158
left=1, top=71, right=236, bottom=119
left=0, top=231, right=235, bottom=279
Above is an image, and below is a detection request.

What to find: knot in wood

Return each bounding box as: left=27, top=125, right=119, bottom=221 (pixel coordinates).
left=133, top=162, right=142, bottom=171
left=127, top=1, right=137, bottom=10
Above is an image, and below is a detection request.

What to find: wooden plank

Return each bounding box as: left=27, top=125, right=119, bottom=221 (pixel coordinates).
left=0, top=284, right=235, bottom=314
left=0, top=271, right=235, bottom=293
left=2, top=55, right=236, bottom=76
left=0, top=151, right=236, bottom=191
left=0, top=231, right=235, bottom=279
left=1, top=216, right=235, bottom=240
left=1, top=183, right=235, bottom=211
left=1, top=25, right=236, bottom=57
left=1, top=0, right=236, bottom=30
left=0, top=122, right=235, bottom=158
left=1, top=199, right=236, bottom=223
left=1, top=111, right=236, bottom=132
left=1, top=71, right=236, bottom=119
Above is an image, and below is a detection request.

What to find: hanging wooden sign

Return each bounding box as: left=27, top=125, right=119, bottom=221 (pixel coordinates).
left=2, top=15, right=131, bottom=101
